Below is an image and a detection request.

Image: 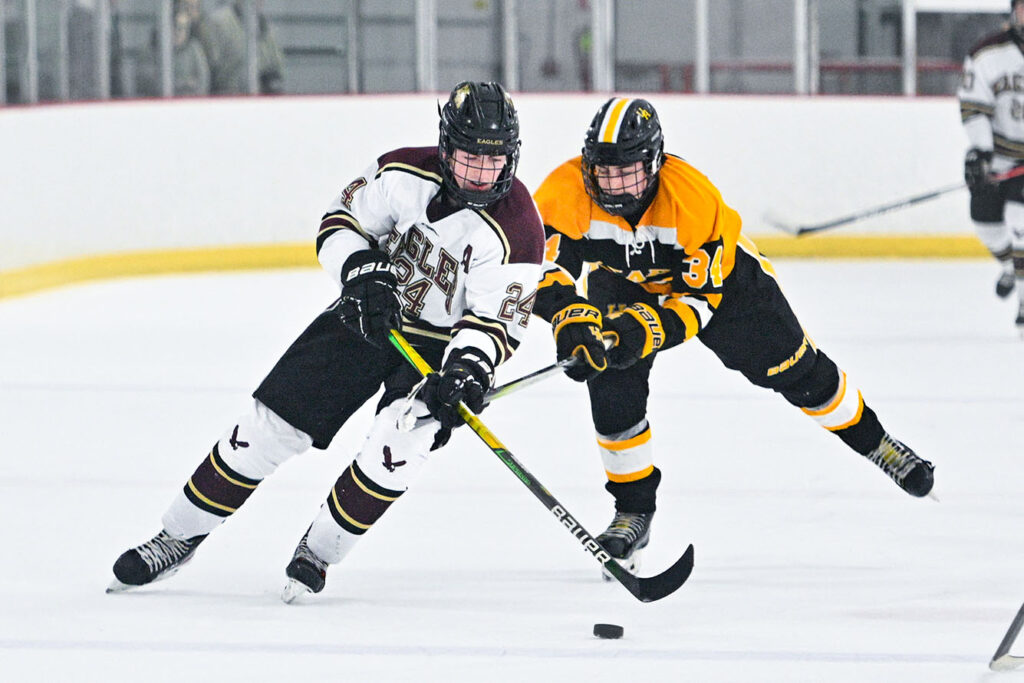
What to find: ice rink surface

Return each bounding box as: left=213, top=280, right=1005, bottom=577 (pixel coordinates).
left=1, top=259, right=1023, bottom=682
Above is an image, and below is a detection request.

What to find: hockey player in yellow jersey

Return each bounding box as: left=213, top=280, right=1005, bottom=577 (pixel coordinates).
left=532, top=97, right=935, bottom=572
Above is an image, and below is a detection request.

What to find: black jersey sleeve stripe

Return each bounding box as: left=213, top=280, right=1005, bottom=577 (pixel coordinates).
left=317, top=212, right=371, bottom=254
left=452, top=314, right=515, bottom=364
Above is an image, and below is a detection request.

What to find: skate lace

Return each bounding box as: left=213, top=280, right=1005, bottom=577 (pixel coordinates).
left=134, top=531, right=196, bottom=573
left=293, top=534, right=327, bottom=573
left=601, top=512, right=650, bottom=543
left=866, top=435, right=919, bottom=482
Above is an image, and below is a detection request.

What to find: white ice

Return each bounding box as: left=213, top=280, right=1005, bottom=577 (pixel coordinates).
left=1, top=260, right=1023, bottom=682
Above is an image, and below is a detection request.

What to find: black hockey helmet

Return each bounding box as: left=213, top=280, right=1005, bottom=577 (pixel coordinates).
left=581, top=97, right=665, bottom=217
left=438, top=81, right=521, bottom=208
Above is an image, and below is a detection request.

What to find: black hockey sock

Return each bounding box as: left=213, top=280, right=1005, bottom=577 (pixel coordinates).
left=605, top=467, right=661, bottom=513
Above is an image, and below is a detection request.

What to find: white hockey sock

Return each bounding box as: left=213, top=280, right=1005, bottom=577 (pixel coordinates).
left=303, top=400, right=437, bottom=564
left=162, top=400, right=313, bottom=540
left=974, top=221, right=1013, bottom=262
left=597, top=419, right=655, bottom=484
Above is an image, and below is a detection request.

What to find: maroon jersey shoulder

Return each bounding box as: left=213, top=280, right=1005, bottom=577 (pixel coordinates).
left=484, top=178, right=545, bottom=266
left=969, top=29, right=1017, bottom=58
left=376, top=146, right=444, bottom=178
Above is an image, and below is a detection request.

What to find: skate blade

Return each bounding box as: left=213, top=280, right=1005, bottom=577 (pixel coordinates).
left=600, top=551, right=642, bottom=581
left=281, top=578, right=313, bottom=604
left=106, top=578, right=136, bottom=594
left=990, top=654, right=1024, bottom=671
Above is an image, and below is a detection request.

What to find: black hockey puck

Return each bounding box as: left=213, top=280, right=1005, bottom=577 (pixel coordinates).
left=593, top=623, right=624, bottom=639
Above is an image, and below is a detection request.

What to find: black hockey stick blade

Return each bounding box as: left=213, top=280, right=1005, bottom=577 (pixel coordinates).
left=990, top=602, right=1024, bottom=671
left=603, top=543, right=695, bottom=603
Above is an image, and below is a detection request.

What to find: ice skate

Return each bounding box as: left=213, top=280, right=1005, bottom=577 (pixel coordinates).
left=996, top=270, right=1016, bottom=299
left=597, top=511, right=653, bottom=581
left=107, top=530, right=207, bottom=593
left=282, top=530, right=328, bottom=604
left=864, top=433, right=934, bottom=497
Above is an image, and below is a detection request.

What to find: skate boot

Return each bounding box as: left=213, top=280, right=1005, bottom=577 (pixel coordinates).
left=282, top=529, right=328, bottom=604
left=996, top=270, right=1016, bottom=299
left=864, top=433, right=934, bottom=498
left=597, top=511, right=653, bottom=581
left=107, top=530, right=207, bottom=593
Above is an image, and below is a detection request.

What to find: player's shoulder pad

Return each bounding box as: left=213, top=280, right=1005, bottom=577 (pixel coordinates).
left=533, top=157, right=590, bottom=240
left=478, top=178, right=546, bottom=266
left=374, top=146, right=444, bottom=185
left=659, top=154, right=724, bottom=207
left=968, top=29, right=1017, bottom=59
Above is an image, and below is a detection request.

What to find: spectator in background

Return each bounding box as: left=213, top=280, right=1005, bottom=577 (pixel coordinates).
left=136, top=0, right=210, bottom=97
left=202, top=0, right=284, bottom=95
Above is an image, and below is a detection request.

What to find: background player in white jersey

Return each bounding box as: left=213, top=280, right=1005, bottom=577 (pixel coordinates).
left=108, top=81, right=545, bottom=601
left=958, top=0, right=1024, bottom=333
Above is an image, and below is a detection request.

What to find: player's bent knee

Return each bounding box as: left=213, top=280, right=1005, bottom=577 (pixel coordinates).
left=352, top=401, right=434, bottom=492
left=216, top=400, right=314, bottom=480
left=777, top=350, right=840, bottom=408
left=970, top=189, right=1004, bottom=223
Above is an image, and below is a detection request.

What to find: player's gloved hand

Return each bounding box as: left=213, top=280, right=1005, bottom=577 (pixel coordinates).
left=420, top=348, right=493, bottom=431
left=551, top=303, right=608, bottom=382
left=964, top=148, right=994, bottom=191
left=336, top=249, right=402, bottom=344
left=604, top=303, right=666, bottom=370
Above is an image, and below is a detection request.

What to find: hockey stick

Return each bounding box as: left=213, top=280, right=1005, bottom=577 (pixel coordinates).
left=990, top=602, right=1024, bottom=671
left=766, top=166, right=1024, bottom=237
left=484, top=335, right=614, bottom=406
left=397, top=336, right=614, bottom=431
left=387, top=329, right=694, bottom=603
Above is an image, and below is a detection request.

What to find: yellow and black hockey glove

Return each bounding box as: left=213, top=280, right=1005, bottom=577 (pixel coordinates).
left=551, top=303, right=608, bottom=382
left=604, top=303, right=666, bottom=369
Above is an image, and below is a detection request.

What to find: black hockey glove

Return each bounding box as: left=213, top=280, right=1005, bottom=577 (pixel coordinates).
left=420, top=348, right=493, bottom=431
left=964, top=148, right=994, bottom=191
left=551, top=302, right=608, bottom=382
left=336, top=249, right=402, bottom=344
left=604, top=303, right=666, bottom=369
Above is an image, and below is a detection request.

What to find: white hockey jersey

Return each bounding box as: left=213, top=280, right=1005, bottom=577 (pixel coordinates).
left=316, top=146, right=545, bottom=369
left=959, top=30, right=1024, bottom=163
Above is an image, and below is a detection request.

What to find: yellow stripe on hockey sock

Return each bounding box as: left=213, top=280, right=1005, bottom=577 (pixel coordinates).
left=330, top=487, right=372, bottom=530
left=208, top=451, right=258, bottom=490
left=826, top=391, right=865, bottom=432
left=597, top=427, right=652, bottom=451
left=186, top=480, right=237, bottom=514
left=606, top=465, right=655, bottom=483
left=349, top=465, right=401, bottom=502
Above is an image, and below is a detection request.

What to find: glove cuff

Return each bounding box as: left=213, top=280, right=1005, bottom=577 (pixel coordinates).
left=341, top=248, right=396, bottom=287
left=444, top=346, right=494, bottom=391
left=614, top=303, right=666, bottom=358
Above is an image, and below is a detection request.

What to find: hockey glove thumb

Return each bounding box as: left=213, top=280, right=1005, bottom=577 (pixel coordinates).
left=551, top=302, right=608, bottom=382
left=420, top=348, right=494, bottom=431
left=604, top=303, right=666, bottom=369
left=964, top=148, right=994, bottom=192
left=337, top=249, right=402, bottom=344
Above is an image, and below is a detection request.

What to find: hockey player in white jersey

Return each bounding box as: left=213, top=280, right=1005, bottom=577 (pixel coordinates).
left=958, top=0, right=1024, bottom=333
left=108, top=81, right=545, bottom=600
